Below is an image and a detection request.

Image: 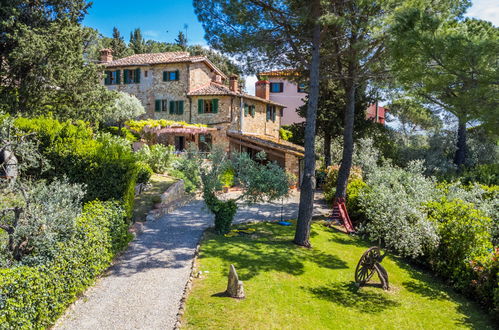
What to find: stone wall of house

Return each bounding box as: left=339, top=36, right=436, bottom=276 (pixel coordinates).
left=105, top=63, right=191, bottom=119
left=239, top=98, right=281, bottom=138
left=189, top=62, right=215, bottom=91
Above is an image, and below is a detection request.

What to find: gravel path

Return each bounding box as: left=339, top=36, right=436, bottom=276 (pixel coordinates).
left=55, top=199, right=213, bottom=330
left=55, top=191, right=328, bottom=330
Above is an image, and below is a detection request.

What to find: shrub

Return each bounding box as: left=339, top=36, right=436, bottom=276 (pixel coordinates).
left=135, top=144, right=175, bottom=173
left=171, top=149, right=202, bottom=193
left=0, top=179, right=85, bottom=268
left=345, top=178, right=368, bottom=226
left=203, top=190, right=238, bottom=235
left=0, top=200, right=130, bottom=328
left=135, top=161, right=153, bottom=184
left=103, top=126, right=139, bottom=142
left=279, top=127, right=293, bottom=141
left=425, top=198, right=492, bottom=282
left=220, top=167, right=235, bottom=187
left=14, top=117, right=140, bottom=219
left=323, top=165, right=362, bottom=202
left=357, top=161, right=439, bottom=258
left=461, top=164, right=499, bottom=186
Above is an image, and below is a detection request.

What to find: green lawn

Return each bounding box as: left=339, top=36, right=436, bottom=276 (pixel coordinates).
left=132, top=173, right=175, bottom=222
left=183, top=221, right=494, bottom=329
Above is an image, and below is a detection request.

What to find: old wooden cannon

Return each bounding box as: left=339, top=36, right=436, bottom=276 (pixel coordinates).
left=354, top=246, right=389, bottom=290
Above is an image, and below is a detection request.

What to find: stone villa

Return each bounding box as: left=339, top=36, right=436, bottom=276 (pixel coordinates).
left=100, top=49, right=304, bottom=182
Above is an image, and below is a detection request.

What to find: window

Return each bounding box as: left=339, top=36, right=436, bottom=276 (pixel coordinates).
left=297, top=82, right=307, bottom=93
left=270, top=82, right=284, bottom=93
left=161, top=100, right=168, bottom=112
left=104, top=70, right=121, bottom=85
left=198, top=99, right=218, bottom=114
left=244, top=103, right=249, bottom=117
left=266, top=104, right=276, bottom=122
left=250, top=105, right=256, bottom=117
left=124, top=68, right=140, bottom=84
left=169, top=100, right=184, bottom=115
left=163, top=70, right=179, bottom=81
left=198, top=134, right=212, bottom=152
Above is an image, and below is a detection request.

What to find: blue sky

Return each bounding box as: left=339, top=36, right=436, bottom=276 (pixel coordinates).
left=84, top=0, right=497, bottom=94
left=83, top=0, right=207, bottom=45
left=84, top=0, right=498, bottom=45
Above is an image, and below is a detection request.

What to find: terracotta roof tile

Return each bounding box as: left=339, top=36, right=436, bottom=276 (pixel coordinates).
left=227, top=131, right=304, bottom=157
left=103, top=52, right=227, bottom=78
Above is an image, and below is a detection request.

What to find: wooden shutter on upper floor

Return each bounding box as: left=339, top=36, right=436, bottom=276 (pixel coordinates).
left=212, top=99, right=218, bottom=113
left=198, top=99, right=204, bottom=113
left=135, top=68, right=141, bottom=83
left=115, top=70, right=121, bottom=84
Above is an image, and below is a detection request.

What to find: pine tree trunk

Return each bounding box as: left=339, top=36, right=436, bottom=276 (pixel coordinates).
left=335, top=81, right=356, bottom=199
left=453, top=119, right=467, bottom=168
left=294, top=4, right=321, bottom=248
left=324, top=131, right=332, bottom=168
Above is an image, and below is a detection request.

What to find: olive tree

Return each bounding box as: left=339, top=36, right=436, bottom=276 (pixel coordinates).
left=102, top=92, right=145, bottom=128
left=201, top=148, right=291, bottom=234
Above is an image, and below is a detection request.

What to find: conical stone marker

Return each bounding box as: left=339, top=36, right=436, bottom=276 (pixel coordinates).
left=226, top=264, right=245, bottom=299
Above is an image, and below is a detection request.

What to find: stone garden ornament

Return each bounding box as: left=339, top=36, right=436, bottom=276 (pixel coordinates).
left=226, top=264, right=245, bottom=299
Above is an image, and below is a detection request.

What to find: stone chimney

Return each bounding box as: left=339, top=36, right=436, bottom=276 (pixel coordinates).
left=213, top=74, right=223, bottom=84
left=229, top=75, right=239, bottom=93
left=255, top=80, right=270, bottom=100
left=100, top=48, right=113, bottom=63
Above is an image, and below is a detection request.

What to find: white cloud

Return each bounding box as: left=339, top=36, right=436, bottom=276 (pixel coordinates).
left=244, top=75, right=257, bottom=95
left=143, top=30, right=160, bottom=38
left=466, top=0, right=499, bottom=25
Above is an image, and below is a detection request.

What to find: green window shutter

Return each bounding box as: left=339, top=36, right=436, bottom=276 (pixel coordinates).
left=251, top=105, right=255, bottom=117
left=179, top=100, right=184, bottom=114
left=272, top=106, right=276, bottom=122
left=169, top=100, right=175, bottom=114
left=198, top=99, right=204, bottom=114
left=266, top=105, right=270, bottom=120
left=124, top=70, right=129, bottom=84
left=175, top=70, right=180, bottom=81
left=244, top=104, right=249, bottom=116
left=135, top=68, right=141, bottom=83
left=212, top=99, right=219, bottom=113
left=115, top=70, right=121, bottom=84
left=155, top=100, right=161, bottom=112
left=163, top=71, right=168, bottom=81
left=279, top=82, right=284, bottom=92
left=104, top=71, right=110, bottom=85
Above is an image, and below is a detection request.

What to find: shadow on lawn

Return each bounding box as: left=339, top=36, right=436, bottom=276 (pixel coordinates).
left=393, top=256, right=494, bottom=328
left=201, top=225, right=348, bottom=280
left=306, top=282, right=400, bottom=314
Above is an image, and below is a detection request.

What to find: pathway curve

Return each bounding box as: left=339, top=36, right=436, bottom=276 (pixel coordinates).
left=55, top=191, right=328, bottom=330
left=55, top=199, right=213, bottom=330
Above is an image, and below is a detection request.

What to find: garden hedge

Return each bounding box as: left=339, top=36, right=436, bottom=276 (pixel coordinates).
left=14, top=117, right=141, bottom=219
left=0, top=201, right=130, bottom=329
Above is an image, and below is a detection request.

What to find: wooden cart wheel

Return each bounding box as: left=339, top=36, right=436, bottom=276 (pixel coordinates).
left=355, top=246, right=381, bottom=285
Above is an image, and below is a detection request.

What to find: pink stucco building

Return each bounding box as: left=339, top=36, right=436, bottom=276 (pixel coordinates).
left=258, top=70, right=306, bottom=126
